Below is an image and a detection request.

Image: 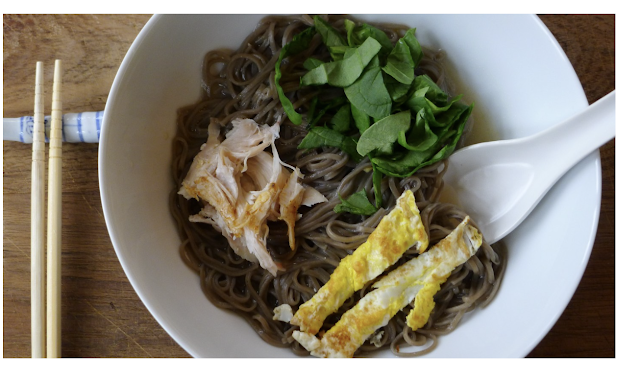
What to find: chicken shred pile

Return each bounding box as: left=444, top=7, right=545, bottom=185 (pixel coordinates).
left=178, top=118, right=327, bottom=276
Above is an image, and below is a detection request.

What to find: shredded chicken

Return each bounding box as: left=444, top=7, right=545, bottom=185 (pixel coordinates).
left=178, top=118, right=326, bottom=276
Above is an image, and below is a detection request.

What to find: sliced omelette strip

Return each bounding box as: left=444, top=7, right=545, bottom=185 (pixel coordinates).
left=374, top=216, right=483, bottom=330
left=293, top=271, right=423, bottom=358
left=293, top=216, right=482, bottom=358
left=290, top=190, right=429, bottom=335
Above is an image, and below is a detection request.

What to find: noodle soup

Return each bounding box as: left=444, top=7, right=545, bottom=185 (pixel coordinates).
left=170, top=15, right=505, bottom=357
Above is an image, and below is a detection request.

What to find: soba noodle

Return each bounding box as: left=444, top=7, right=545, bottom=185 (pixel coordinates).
left=169, top=15, right=506, bottom=357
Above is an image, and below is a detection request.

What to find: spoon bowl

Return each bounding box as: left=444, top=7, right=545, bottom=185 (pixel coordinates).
left=444, top=90, right=615, bottom=244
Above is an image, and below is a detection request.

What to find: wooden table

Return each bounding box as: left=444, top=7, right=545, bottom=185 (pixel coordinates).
left=3, top=14, right=614, bottom=358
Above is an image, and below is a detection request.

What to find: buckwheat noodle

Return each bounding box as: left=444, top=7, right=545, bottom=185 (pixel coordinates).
left=169, top=15, right=506, bottom=357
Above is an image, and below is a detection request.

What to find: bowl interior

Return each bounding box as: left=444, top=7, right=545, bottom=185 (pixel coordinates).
left=99, top=14, right=599, bottom=357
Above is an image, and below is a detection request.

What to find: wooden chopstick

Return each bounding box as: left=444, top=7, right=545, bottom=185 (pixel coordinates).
left=47, top=59, right=63, bottom=358
left=31, top=61, right=46, bottom=358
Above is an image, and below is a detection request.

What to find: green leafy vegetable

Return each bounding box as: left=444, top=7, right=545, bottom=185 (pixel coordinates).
left=406, top=94, right=462, bottom=120
left=346, top=21, right=393, bottom=58
left=314, top=17, right=346, bottom=45
left=345, top=19, right=357, bottom=46
left=303, top=57, right=325, bottom=71
left=344, top=64, right=392, bottom=119
left=329, top=104, right=352, bottom=133
left=351, top=103, right=370, bottom=134
left=334, top=188, right=378, bottom=216
left=341, top=136, right=361, bottom=163
left=384, top=73, right=412, bottom=102
left=371, top=103, right=473, bottom=177
left=275, top=26, right=316, bottom=125
left=308, top=97, right=348, bottom=128
left=356, top=110, right=411, bottom=156
left=382, top=38, right=415, bottom=84
left=397, top=108, right=438, bottom=151
left=275, top=21, right=474, bottom=215
left=408, top=74, right=449, bottom=106
left=298, top=126, right=363, bottom=162
left=402, top=29, right=423, bottom=67
left=301, top=37, right=382, bottom=87
left=305, top=96, right=319, bottom=128
left=425, top=104, right=473, bottom=160
left=299, top=126, right=343, bottom=149
left=313, top=16, right=350, bottom=61
left=371, top=163, right=383, bottom=208
left=328, top=46, right=350, bottom=60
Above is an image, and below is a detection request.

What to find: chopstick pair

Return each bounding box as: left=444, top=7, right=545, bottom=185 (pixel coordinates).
left=31, top=60, right=63, bottom=358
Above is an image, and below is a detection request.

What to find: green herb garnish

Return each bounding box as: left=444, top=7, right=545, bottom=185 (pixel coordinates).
left=275, top=26, right=316, bottom=125
left=334, top=188, right=378, bottom=216
left=344, top=59, right=392, bottom=119
left=356, top=110, right=411, bottom=156
left=276, top=18, right=473, bottom=215
left=301, top=37, right=382, bottom=87
left=298, top=126, right=362, bottom=163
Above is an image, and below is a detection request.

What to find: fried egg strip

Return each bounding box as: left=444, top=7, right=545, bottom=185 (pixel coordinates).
left=290, top=190, right=429, bottom=334
left=293, top=216, right=481, bottom=357
left=376, top=216, right=483, bottom=330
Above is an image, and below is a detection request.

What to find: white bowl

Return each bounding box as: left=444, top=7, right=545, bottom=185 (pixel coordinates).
left=99, top=14, right=600, bottom=357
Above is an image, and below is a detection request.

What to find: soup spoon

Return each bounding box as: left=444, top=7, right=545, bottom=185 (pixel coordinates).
left=443, top=90, right=615, bottom=245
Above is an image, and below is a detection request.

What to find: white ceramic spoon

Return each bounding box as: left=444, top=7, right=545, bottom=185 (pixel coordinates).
left=443, top=90, right=615, bottom=244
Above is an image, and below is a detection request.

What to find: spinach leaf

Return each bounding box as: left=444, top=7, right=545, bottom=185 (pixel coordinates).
left=356, top=110, right=411, bottom=156
left=346, top=21, right=393, bottom=58
left=408, top=74, right=449, bottom=106
left=314, top=16, right=348, bottom=60
left=371, top=103, right=473, bottom=177
left=298, top=126, right=344, bottom=149
left=301, top=37, right=382, bottom=87
left=308, top=96, right=348, bottom=127
left=403, top=94, right=461, bottom=131
left=344, top=19, right=357, bottom=46
left=372, top=163, right=383, bottom=208
left=344, top=64, right=392, bottom=120
left=397, top=108, right=438, bottom=151
left=406, top=94, right=462, bottom=119
left=303, top=57, right=325, bottom=70
left=381, top=29, right=423, bottom=86
left=383, top=72, right=412, bottom=102
left=298, top=126, right=363, bottom=162
left=290, top=22, right=474, bottom=191
left=314, top=16, right=346, bottom=45
left=372, top=149, right=435, bottom=178
left=402, top=29, right=423, bottom=66
left=328, top=45, right=349, bottom=60
left=424, top=103, right=473, bottom=161
left=306, top=96, right=319, bottom=127
left=334, top=188, right=377, bottom=216
left=351, top=103, right=370, bottom=134
left=329, top=104, right=352, bottom=133
left=341, top=136, right=362, bottom=162
left=275, top=26, right=316, bottom=125
left=426, top=95, right=465, bottom=129
left=382, top=37, right=415, bottom=84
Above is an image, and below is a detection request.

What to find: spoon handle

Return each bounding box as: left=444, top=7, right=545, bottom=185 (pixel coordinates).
left=531, top=90, right=615, bottom=176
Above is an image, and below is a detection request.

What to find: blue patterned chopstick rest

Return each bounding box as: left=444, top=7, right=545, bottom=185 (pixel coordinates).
left=3, top=111, right=103, bottom=143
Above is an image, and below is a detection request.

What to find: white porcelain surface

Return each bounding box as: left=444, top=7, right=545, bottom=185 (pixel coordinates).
left=445, top=91, right=613, bottom=245
left=99, top=14, right=600, bottom=358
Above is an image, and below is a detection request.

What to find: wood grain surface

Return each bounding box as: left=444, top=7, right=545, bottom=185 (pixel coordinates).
left=3, top=14, right=614, bottom=358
